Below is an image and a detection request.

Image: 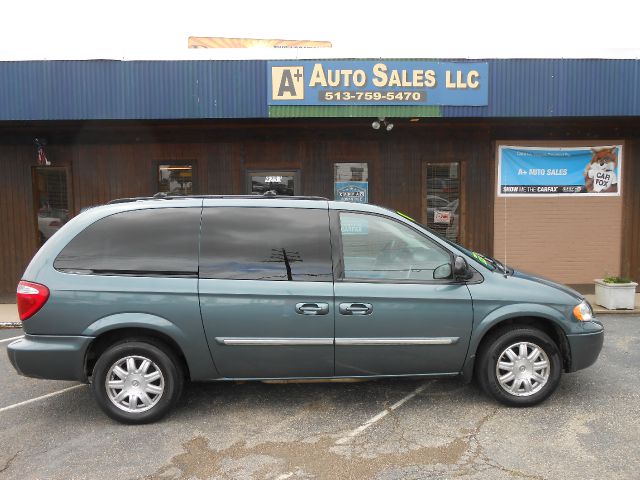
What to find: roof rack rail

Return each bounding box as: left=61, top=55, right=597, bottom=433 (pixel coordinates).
left=108, top=193, right=329, bottom=204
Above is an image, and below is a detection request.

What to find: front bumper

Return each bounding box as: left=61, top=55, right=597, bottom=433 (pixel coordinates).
left=7, top=334, right=93, bottom=381
left=566, top=321, right=604, bottom=372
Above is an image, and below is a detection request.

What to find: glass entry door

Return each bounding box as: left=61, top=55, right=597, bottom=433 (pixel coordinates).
left=32, top=166, right=73, bottom=246
left=247, top=170, right=299, bottom=196
left=423, top=162, right=461, bottom=243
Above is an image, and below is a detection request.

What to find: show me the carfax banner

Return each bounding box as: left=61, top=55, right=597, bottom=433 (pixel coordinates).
left=498, top=145, right=622, bottom=196
left=268, top=61, right=488, bottom=106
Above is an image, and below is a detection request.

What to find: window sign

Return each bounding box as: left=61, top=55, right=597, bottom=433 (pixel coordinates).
left=340, top=215, right=369, bottom=235
left=264, top=175, right=283, bottom=183
left=433, top=210, right=452, bottom=224
left=335, top=163, right=368, bottom=204
left=498, top=145, right=623, bottom=196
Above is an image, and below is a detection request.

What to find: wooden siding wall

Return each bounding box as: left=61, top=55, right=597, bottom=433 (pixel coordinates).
left=0, top=119, right=638, bottom=295
left=621, top=139, right=640, bottom=282
left=0, top=145, right=38, bottom=298
left=0, top=123, right=494, bottom=294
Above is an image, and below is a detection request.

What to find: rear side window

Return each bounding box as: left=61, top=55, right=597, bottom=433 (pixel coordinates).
left=54, top=208, right=201, bottom=276
left=200, top=207, right=332, bottom=281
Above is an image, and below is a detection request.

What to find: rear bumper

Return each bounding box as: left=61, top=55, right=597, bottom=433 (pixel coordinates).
left=566, top=323, right=604, bottom=372
left=7, top=334, right=93, bottom=381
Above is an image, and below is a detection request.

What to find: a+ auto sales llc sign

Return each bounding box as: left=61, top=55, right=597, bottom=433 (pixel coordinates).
left=268, top=60, right=488, bottom=106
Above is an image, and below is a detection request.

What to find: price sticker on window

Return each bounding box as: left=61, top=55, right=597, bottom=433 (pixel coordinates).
left=434, top=210, right=451, bottom=224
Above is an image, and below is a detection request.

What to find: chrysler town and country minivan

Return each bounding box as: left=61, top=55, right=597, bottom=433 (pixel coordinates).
left=8, top=195, right=604, bottom=423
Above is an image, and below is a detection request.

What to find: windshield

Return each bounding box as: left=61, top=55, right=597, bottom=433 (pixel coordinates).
left=395, top=210, right=498, bottom=272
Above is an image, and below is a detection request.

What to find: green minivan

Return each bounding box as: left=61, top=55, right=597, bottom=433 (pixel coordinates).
left=8, top=196, right=604, bottom=423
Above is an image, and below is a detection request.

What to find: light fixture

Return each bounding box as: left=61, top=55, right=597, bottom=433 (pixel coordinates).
left=371, top=117, right=394, bottom=132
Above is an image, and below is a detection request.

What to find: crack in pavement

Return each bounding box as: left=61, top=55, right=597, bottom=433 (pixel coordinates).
left=0, top=450, right=21, bottom=474
left=445, top=409, right=548, bottom=480
left=143, top=388, right=547, bottom=480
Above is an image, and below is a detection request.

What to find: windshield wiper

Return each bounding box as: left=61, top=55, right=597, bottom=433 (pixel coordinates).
left=492, top=258, right=508, bottom=276
left=475, top=253, right=508, bottom=276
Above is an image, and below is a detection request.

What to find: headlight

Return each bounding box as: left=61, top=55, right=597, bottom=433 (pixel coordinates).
left=573, top=300, right=593, bottom=321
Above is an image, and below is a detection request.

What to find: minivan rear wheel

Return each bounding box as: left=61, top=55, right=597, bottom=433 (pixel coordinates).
left=91, top=341, right=183, bottom=424
left=477, top=327, right=562, bottom=407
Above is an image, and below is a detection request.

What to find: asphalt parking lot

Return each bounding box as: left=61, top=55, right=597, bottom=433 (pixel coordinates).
left=1, top=316, right=639, bottom=480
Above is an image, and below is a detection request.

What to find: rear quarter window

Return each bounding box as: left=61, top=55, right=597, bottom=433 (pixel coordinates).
left=54, top=208, right=201, bottom=276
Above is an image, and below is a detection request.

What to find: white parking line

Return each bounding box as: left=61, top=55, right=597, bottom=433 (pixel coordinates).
left=0, top=335, right=23, bottom=344
left=335, top=382, right=430, bottom=445
left=0, top=384, right=85, bottom=414
left=275, top=473, right=294, bottom=480
left=274, top=382, right=430, bottom=479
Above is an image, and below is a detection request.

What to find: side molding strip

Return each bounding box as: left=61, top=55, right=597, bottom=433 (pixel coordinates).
left=215, top=337, right=459, bottom=346
left=335, top=337, right=460, bottom=346
left=215, top=338, right=333, bottom=346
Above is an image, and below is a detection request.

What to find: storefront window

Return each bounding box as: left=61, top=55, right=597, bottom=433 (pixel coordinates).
left=33, top=167, right=72, bottom=246
left=424, top=162, right=460, bottom=242
left=334, top=163, right=369, bottom=203
left=248, top=171, right=298, bottom=196
left=158, top=164, right=193, bottom=195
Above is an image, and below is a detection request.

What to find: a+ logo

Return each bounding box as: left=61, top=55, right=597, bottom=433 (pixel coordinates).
left=271, top=66, right=304, bottom=100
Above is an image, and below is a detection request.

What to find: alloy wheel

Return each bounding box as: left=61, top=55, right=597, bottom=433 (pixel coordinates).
left=495, top=341, right=550, bottom=397
left=105, top=355, right=165, bottom=413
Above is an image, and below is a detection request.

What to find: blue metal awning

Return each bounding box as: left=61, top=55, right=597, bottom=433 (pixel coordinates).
left=0, top=59, right=638, bottom=120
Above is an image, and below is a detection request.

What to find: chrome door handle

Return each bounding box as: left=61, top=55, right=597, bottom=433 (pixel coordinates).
left=295, top=302, right=329, bottom=315
left=339, top=303, right=373, bottom=315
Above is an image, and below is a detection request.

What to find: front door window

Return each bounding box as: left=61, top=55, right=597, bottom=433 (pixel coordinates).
left=340, top=212, right=451, bottom=282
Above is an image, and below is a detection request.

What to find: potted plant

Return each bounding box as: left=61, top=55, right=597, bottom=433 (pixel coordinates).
left=594, top=276, right=638, bottom=310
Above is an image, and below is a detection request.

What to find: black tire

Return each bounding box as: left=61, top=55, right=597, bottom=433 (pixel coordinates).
left=91, top=341, right=184, bottom=424
left=476, top=326, right=562, bottom=407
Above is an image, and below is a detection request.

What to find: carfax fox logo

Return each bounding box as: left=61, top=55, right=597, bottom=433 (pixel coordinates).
left=271, top=66, right=304, bottom=100
left=584, top=147, right=619, bottom=193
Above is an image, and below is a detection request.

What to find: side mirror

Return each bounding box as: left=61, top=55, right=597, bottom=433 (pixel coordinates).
left=433, top=263, right=452, bottom=280
left=453, top=256, right=472, bottom=280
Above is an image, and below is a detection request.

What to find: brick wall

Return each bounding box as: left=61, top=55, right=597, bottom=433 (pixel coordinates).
left=493, top=141, right=623, bottom=285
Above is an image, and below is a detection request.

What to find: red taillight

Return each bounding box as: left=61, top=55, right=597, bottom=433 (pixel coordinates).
left=16, top=281, right=50, bottom=321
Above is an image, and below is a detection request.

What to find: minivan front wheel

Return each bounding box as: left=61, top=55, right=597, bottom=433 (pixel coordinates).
left=91, top=341, right=183, bottom=424
left=477, top=327, right=562, bottom=407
